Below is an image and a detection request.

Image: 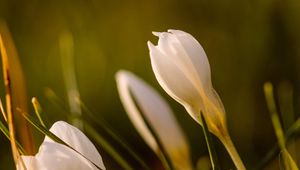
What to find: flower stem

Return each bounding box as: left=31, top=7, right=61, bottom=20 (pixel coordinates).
left=219, top=132, right=246, bottom=170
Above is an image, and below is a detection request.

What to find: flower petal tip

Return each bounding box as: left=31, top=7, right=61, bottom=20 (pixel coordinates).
left=115, top=70, right=126, bottom=78
left=147, top=41, right=155, bottom=50
left=152, top=31, right=161, bottom=36
left=167, top=29, right=175, bottom=33
left=51, top=120, right=68, bottom=128
left=115, top=70, right=131, bottom=83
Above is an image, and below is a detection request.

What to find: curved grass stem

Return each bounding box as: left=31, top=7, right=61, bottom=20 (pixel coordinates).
left=84, top=124, right=134, bottom=170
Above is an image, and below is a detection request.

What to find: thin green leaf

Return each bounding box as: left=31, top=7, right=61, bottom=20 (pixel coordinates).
left=199, top=111, right=220, bottom=170
left=282, top=149, right=299, bottom=170
left=264, top=83, right=285, bottom=147
left=263, top=82, right=299, bottom=170
left=0, top=120, right=26, bottom=154
left=84, top=123, right=134, bottom=170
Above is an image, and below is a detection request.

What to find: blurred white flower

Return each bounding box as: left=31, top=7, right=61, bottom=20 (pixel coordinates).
left=147, top=29, right=226, bottom=137
left=116, top=70, right=193, bottom=170
left=17, top=121, right=106, bottom=170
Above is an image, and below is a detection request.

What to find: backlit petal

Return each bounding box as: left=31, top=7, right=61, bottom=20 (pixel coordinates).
left=116, top=70, right=193, bottom=170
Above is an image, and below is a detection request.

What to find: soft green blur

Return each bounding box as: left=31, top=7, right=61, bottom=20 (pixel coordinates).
left=0, top=0, right=300, bottom=169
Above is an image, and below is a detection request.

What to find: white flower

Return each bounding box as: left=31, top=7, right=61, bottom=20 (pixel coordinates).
left=17, top=121, right=106, bottom=170
left=116, top=70, right=193, bottom=170
left=147, top=29, right=226, bottom=137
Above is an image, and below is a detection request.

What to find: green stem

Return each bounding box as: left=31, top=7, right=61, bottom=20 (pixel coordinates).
left=263, top=82, right=298, bottom=170
left=0, top=120, right=26, bottom=154
left=199, top=112, right=220, bottom=170
left=219, top=132, right=246, bottom=170
left=84, top=124, right=134, bottom=170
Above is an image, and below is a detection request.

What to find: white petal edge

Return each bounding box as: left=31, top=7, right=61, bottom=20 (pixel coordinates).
left=116, top=70, right=193, bottom=170
left=44, top=121, right=105, bottom=169
left=18, top=142, right=102, bottom=170
left=17, top=121, right=106, bottom=170
left=116, top=71, right=158, bottom=152
left=168, top=29, right=212, bottom=91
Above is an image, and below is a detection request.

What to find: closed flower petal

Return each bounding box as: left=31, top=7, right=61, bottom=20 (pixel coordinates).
left=116, top=70, right=193, bottom=170
left=148, top=29, right=226, bottom=137
left=17, top=121, right=106, bottom=170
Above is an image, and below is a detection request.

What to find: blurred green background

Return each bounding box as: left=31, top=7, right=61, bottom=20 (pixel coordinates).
left=0, top=0, right=300, bottom=169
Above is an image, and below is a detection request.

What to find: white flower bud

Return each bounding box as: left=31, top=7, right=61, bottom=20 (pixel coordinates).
left=148, top=29, right=226, bottom=136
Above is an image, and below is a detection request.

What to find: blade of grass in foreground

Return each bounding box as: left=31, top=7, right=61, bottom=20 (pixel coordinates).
left=263, top=82, right=298, bottom=170
left=22, top=113, right=104, bottom=170
left=84, top=123, right=134, bottom=170
left=199, top=111, right=220, bottom=170
left=0, top=120, right=26, bottom=154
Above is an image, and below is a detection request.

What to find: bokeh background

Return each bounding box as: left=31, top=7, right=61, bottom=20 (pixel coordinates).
left=0, top=0, right=300, bottom=169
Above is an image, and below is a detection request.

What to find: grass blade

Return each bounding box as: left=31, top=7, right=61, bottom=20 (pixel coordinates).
left=59, top=31, right=83, bottom=129
left=200, top=111, right=220, bottom=170
left=263, top=82, right=299, bottom=170
left=0, top=120, right=26, bottom=154
left=0, top=25, right=22, bottom=165
left=84, top=123, right=134, bottom=170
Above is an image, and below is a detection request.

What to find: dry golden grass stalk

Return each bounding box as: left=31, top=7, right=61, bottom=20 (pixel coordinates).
left=0, top=21, right=35, bottom=156
left=0, top=98, right=7, bottom=122
left=0, top=33, right=20, bottom=165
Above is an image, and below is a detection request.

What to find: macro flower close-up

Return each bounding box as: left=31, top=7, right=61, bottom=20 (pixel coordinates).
left=0, top=0, right=299, bottom=170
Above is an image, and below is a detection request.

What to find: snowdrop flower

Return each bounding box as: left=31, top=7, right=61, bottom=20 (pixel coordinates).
left=116, top=70, right=193, bottom=170
left=147, top=29, right=226, bottom=137
left=17, top=121, right=106, bottom=170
